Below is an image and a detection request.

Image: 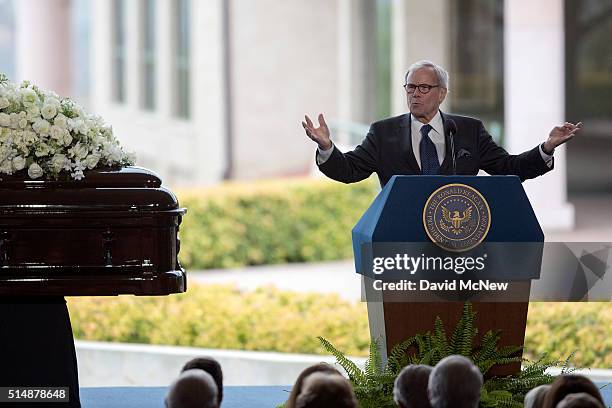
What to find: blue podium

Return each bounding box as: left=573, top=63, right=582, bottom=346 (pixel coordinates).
left=352, top=175, right=544, bottom=376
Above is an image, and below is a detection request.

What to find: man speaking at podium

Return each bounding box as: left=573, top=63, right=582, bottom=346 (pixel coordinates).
left=302, top=60, right=581, bottom=187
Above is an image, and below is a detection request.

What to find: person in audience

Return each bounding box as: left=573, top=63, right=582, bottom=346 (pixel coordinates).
left=393, top=364, right=433, bottom=408
left=524, top=384, right=551, bottom=408
left=295, top=372, right=358, bottom=408
left=165, top=369, right=219, bottom=408
left=428, top=355, right=483, bottom=408
left=543, top=374, right=604, bottom=408
left=542, top=375, right=604, bottom=408
left=285, top=363, right=344, bottom=408
left=556, top=392, right=605, bottom=408
left=181, top=357, right=223, bottom=406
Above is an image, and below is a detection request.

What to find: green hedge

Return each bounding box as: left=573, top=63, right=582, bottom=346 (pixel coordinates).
left=68, top=286, right=611, bottom=368
left=175, top=177, right=378, bottom=270
left=68, top=284, right=370, bottom=356
left=524, top=302, right=612, bottom=367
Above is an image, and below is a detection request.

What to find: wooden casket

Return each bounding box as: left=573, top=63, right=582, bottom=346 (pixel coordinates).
left=0, top=166, right=186, bottom=296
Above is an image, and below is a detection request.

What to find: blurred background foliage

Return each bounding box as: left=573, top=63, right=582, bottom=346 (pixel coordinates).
left=68, top=288, right=612, bottom=368
left=175, top=177, right=379, bottom=269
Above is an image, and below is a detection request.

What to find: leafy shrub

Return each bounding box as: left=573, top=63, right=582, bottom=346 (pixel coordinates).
left=524, top=302, right=612, bottom=367
left=68, top=284, right=370, bottom=356
left=174, top=177, right=378, bottom=269
left=68, top=286, right=610, bottom=369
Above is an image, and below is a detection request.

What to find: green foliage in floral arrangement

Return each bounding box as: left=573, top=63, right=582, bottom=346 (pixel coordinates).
left=319, top=303, right=578, bottom=408
left=175, top=177, right=378, bottom=269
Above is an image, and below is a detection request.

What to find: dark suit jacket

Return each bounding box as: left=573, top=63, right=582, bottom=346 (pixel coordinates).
left=317, top=111, right=553, bottom=187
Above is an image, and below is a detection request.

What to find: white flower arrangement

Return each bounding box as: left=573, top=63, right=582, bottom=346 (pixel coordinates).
left=0, top=73, right=135, bottom=180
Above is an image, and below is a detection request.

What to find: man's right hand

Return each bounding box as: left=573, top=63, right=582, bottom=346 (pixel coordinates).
left=302, top=113, right=332, bottom=150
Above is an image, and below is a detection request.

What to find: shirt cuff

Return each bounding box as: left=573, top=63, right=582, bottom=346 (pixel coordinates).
left=316, top=143, right=334, bottom=165
left=539, top=143, right=554, bottom=168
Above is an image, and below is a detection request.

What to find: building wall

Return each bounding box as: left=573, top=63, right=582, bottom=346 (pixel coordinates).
left=90, top=0, right=227, bottom=187
left=228, top=0, right=340, bottom=180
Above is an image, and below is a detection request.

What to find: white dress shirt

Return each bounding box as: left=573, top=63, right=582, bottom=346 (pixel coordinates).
left=317, top=112, right=554, bottom=168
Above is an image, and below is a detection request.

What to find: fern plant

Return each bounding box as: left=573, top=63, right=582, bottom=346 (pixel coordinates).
left=319, top=336, right=397, bottom=408
left=319, top=302, right=576, bottom=408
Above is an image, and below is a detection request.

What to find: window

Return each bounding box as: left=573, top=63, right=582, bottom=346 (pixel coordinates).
left=565, top=0, right=612, bottom=193
left=174, top=0, right=190, bottom=119
left=112, top=0, right=126, bottom=103
left=449, top=0, right=504, bottom=142
left=140, top=0, right=156, bottom=110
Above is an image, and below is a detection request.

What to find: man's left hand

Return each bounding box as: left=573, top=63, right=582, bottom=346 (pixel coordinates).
left=544, top=122, right=583, bottom=154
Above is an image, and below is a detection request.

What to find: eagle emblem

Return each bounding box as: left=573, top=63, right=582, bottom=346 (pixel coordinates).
left=423, top=183, right=490, bottom=252
left=440, top=205, right=473, bottom=235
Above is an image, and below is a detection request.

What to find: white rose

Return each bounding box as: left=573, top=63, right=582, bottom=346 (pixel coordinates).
left=41, top=103, right=58, bottom=120
left=62, top=132, right=73, bottom=146
left=27, top=162, right=43, bottom=179
left=0, top=96, right=9, bottom=109
left=104, top=144, right=123, bottom=162
left=35, top=143, right=51, bottom=157
left=0, top=112, right=10, bottom=127
left=54, top=113, right=67, bottom=129
left=67, top=118, right=82, bottom=132
left=69, top=142, right=88, bottom=159
left=23, top=130, right=38, bottom=145
left=83, top=153, right=100, bottom=169
left=20, top=88, right=39, bottom=107
left=32, top=118, right=51, bottom=135
left=12, top=129, right=24, bottom=145
left=0, top=160, right=12, bottom=175
left=50, top=125, right=65, bottom=140
left=18, top=117, right=28, bottom=129
left=9, top=113, right=20, bottom=129
left=27, top=105, right=40, bottom=120
left=51, top=153, right=70, bottom=172
left=12, top=156, right=26, bottom=171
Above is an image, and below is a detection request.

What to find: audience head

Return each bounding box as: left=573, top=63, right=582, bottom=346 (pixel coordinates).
left=524, top=384, right=550, bottom=408
left=295, top=372, right=358, bottom=408
left=428, top=355, right=483, bottom=408
left=286, top=363, right=343, bottom=408
left=543, top=375, right=604, bottom=408
left=556, top=392, right=605, bottom=408
left=393, top=364, right=433, bottom=408
left=165, top=369, right=218, bottom=408
left=181, top=357, right=223, bottom=405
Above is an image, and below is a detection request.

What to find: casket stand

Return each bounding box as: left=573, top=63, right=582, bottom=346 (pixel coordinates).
left=0, top=166, right=187, bottom=296
left=0, top=166, right=186, bottom=407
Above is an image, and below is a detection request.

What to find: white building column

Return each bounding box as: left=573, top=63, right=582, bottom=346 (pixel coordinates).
left=505, top=0, right=574, bottom=231
left=391, top=0, right=450, bottom=116
left=15, top=0, right=72, bottom=96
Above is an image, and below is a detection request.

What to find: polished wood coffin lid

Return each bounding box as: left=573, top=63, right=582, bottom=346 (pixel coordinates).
left=0, top=166, right=187, bottom=296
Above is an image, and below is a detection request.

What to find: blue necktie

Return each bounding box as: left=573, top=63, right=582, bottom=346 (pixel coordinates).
left=419, top=124, right=440, bottom=175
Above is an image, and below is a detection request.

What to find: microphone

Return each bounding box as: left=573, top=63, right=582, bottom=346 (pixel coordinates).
left=445, top=119, right=458, bottom=175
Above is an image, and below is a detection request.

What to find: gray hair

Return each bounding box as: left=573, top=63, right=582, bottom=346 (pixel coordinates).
left=405, top=60, right=449, bottom=89
left=524, top=384, right=550, bottom=408
left=557, top=393, right=605, bottom=408
left=428, top=355, right=483, bottom=408
left=296, top=372, right=358, bottom=408
left=165, top=369, right=219, bottom=408
left=393, top=364, right=433, bottom=408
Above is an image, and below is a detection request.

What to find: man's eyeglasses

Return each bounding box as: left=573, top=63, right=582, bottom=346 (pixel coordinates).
left=403, top=83, right=440, bottom=94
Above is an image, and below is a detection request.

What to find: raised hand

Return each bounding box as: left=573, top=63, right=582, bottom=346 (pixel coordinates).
left=544, top=122, right=583, bottom=153
left=302, top=113, right=332, bottom=150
